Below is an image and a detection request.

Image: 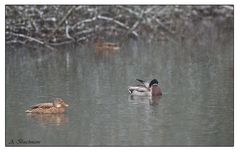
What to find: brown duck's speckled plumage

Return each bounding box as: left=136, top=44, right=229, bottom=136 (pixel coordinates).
left=25, top=98, right=69, bottom=114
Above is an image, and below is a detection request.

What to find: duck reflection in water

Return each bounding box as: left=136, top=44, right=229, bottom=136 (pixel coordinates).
left=26, top=113, right=69, bottom=126
left=128, top=95, right=161, bottom=106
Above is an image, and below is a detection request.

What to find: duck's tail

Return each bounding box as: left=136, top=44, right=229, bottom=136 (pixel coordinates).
left=136, top=79, right=150, bottom=88
left=128, top=87, right=134, bottom=94
left=136, top=79, right=145, bottom=84
left=25, top=109, right=32, bottom=113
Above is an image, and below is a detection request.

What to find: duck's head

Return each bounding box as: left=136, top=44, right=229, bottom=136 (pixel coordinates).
left=149, top=79, right=159, bottom=88
left=149, top=79, right=162, bottom=96
left=53, top=98, right=69, bottom=108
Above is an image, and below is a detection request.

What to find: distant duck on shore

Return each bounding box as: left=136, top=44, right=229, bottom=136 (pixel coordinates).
left=95, top=37, right=120, bottom=51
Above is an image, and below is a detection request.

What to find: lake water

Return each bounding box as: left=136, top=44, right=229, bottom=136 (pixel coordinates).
left=5, top=20, right=233, bottom=146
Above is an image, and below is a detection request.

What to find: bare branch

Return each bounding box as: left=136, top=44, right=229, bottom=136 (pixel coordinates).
left=51, top=6, right=77, bottom=35
left=117, top=6, right=141, bottom=17
left=7, top=32, right=55, bottom=50
left=97, top=15, right=139, bottom=38
left=72, top=17, right=97, bottom=29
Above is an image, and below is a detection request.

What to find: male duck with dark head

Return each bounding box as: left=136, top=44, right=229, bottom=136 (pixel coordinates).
left=25, top=98, right=69, bottom=114
left=128, top=79, right=162, bottom=96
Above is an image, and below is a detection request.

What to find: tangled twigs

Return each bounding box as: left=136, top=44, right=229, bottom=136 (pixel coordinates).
left=5, top=5, right=233, bottom=48
left=6, top=32, right=55, bottom=50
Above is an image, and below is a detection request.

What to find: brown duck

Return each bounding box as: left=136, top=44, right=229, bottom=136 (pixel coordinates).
left=25, top=98, right=69, bottom=114
left=95, top=37, right=120, bottom=51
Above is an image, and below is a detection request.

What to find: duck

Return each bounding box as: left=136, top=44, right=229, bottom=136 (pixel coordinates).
left=95, top=37, right=120, bottom=51
left=128, top=79, right=162, bottom=96
left=25, top=98, right=69, bottom=114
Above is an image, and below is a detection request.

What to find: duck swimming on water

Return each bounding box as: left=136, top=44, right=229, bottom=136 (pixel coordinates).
left=25, top=98, right=69, bottom=114
left=128, top=79, right=162, bottom=96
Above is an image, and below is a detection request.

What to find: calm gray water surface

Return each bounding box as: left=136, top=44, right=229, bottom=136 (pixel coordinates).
left=6, top=21, right=233, bottom=146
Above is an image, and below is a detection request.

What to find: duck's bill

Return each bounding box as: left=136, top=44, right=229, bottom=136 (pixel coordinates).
left=65, top=104, right=69, bottom=107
